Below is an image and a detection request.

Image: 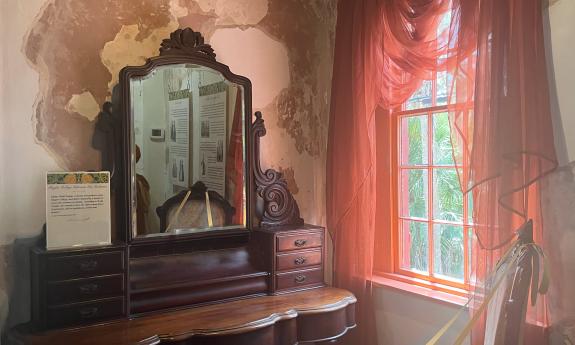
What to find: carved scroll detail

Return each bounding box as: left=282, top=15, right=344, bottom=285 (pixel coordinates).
left=252, top=112, right=304, bottom=227
left=159, top=28, right=216, bottom=59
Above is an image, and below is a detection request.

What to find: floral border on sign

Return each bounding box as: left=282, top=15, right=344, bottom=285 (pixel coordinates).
left=47, top=172, right=109, bottom=185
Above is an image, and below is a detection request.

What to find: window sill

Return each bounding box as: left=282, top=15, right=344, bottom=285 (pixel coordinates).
left=371, top=273, right=549, bottom=344
left=372, top=273, right=468, bottom=308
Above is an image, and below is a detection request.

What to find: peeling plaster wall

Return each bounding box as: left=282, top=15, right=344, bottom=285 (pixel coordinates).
left=0, top=0, right=337, bottom=332
left=1, top=0, right=63, bottom=334
left=18, top=0, right=336, bottom=228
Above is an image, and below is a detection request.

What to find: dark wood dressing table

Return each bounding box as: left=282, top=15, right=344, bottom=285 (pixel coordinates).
left=7, top=28, right=356, bottom=345
left=9, top=288, right=355, bottom=345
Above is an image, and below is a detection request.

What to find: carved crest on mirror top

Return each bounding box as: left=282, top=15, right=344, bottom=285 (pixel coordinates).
left=159, top=28, right=216, bottom=59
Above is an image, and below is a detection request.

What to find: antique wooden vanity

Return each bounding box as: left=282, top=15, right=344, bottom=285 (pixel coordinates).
left=7, top=28, right=356, bottom=345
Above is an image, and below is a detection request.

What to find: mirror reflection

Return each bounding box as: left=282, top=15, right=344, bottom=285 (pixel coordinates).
left=131, top=64, right=246, bottom=237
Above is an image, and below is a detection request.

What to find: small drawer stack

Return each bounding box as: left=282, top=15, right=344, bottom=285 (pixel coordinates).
left=31, top=246, right=126, bottom=330
left=252, top=225, right=326, bottom=294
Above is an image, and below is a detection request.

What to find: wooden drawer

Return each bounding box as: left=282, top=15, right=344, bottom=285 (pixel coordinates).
left=276, top=267, right=323, bottom=291
left=46, top=251, right=124, bottom=281
left=46, top=297, right=124, bottom=329
left=276, top=249, right=322, bottom=271
left=276, top=232, right=322, bottom=252
left=47, top=274, right=124, bottom=306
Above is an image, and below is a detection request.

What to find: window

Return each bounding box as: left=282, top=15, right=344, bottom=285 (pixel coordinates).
left=391, top=70, right=473, bottom=293
left=370, top=9, right=476, bottom=296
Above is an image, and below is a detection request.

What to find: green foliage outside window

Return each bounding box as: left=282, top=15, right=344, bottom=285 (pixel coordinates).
left=404, top=113, right=465, bottom=281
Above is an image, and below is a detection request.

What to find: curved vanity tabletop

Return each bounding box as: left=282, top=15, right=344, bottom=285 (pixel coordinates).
left=8, top=287, right=356, bottom=345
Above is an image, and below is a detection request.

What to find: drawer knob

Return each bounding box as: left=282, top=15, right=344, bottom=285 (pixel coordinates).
left=79, top=306, right=99, bottom=319
left=294, top=239, right=307, bottom=247
left=79, top=283, right=99, bottom=294
left=294, top=275, right=307, bottom=283
left=294, top=257, right=307, bottom=265
left=78, top=260, right=99, bottom=271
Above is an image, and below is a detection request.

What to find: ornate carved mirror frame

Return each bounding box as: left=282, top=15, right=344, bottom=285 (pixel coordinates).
left=101, top=28, right=303, bottom=245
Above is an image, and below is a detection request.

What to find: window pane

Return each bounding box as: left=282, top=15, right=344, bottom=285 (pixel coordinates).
left=405, top=80, right=432, bottom=110
left=436, top=11, right=452, bottom=50
left=456, top=57, right=474, bottom=101
left=433, top=224, right=464, bottom=281
left=433, top=168, right=463, bottom=222
left=400, top=115, right=428, bottom=165
left=437, top=11, right=451, bottom=38
left=468, top=227, right=473, bottom=280
left=436, top=71, right=454, bottom=106
left=433, top=112, right=455, bottom=165
left=467, top=192, right=474, bottom=224
left=402, top=220, right=429, bottom=274
left=400, top=169, right=428, bottom=219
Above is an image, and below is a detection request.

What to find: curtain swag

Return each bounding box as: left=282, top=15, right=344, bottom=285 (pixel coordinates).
left=328, top=0, right=557, bottom=344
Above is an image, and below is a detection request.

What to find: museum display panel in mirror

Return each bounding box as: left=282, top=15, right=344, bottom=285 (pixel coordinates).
left=130, top=64, right=246, bottom=237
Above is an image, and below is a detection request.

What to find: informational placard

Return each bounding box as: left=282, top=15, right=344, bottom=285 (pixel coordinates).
left=167, top=89, right=191, bottom=188
left=45, top=172, right=111, bottom=250
left=197, top=81, right=227, bottom=196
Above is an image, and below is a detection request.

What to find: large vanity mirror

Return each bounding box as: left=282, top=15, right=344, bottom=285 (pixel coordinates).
left=112, top=28, right=302, bottom=242
left=130, top=65, right=246, bottom=237
left=116, top=30, right=253, bottom=239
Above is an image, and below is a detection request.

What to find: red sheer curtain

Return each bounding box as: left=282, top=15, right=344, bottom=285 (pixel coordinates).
left=449, top=0, right=558, bottom=343
left=328, top=0, right=557, bottom=344
left=327, top=1, right=382, bottom=344
left=328, top=1, right=451, bottom=344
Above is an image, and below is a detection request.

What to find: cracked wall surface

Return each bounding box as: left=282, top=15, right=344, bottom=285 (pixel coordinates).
left=22, top=0, right=337, bottom=226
